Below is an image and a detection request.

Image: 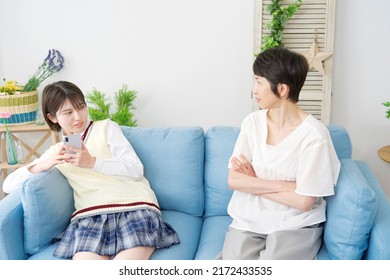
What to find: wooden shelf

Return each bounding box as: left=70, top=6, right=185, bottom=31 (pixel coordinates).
left=1, top=123, right=52, bottom=133
left=1, top=123, right=59, bottom=182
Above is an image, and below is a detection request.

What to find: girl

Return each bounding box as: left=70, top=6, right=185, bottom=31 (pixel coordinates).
left=3, top=81, right=180, bottom=260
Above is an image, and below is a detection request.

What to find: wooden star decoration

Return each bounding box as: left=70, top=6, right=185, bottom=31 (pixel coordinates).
left=299, top=38, right=333, bottom=74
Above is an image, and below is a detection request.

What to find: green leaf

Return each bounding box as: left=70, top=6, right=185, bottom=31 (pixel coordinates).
left=85, top=89, right=110, bottom=121
left=85, top=85, right=138, bottom=126
left=259, top=0, right=302, bottom=53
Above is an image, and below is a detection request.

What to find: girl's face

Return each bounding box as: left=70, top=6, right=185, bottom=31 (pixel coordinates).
left=252, top=75, right=280, bottom=109
left=48, top=98, right=89, bottom=135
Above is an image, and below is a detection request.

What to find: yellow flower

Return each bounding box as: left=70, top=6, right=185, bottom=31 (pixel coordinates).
left=0, top=80, right=23, bottom=95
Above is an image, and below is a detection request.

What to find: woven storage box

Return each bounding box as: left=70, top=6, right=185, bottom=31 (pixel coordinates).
left=0, top=91, right=38, bottom=125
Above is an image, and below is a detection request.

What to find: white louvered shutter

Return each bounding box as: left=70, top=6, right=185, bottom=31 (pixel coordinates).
left=253, top=0, right=336, bottom=124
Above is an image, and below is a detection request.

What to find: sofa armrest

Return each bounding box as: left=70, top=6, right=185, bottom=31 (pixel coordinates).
left=355, top=161, right=390, bottom=259
left=21, top=168, right=74, bottom=255
left=0, top=191, right=29, bottom=260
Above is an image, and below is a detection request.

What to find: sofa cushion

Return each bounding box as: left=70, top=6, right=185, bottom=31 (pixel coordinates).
left=195, top=216, right=232, bottom=260
left=121, top=126, right=205, bottom=217
left=204, top=126, right=239, bottom=217
left=319, top=159, right=377, bottom=259
left=327, top=125, right=352, bottom=159
left=21, top=168, right=74, bottom=255
left=151, top=210, right=203, bottom=260
left=355, top=161, right=390, bottom=259
left=27, top=244, right=64, bottom=260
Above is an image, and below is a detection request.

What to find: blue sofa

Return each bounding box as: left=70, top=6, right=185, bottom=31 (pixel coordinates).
left=1, top=125, right=389, bottom=260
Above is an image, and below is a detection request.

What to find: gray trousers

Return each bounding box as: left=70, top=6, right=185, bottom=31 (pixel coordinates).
left=218, top=224, right=323, bottom=260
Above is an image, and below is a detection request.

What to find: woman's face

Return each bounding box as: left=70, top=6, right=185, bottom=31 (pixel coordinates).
left=49, top=98, right=89, bottom=135
left=252, top=75, right=280, bottom=109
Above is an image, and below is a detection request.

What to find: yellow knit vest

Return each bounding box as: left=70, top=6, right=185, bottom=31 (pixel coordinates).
left=52, top=119, right=160, bottom=221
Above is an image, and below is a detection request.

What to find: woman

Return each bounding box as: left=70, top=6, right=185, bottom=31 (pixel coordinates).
left=220, top=47, right=340, bottom=260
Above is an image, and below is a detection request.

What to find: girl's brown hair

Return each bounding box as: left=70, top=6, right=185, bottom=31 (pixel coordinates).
left=42, top=81, right=86, bottom=132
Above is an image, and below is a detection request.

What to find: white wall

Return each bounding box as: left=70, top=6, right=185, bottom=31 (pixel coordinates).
left=0, top=0, right=254, bottom=129
left=331, top=0, right=390, bottom=198
left=0, top=0, right=389, bottom=198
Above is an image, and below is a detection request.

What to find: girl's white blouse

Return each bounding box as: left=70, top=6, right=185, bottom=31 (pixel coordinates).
left=227, top=110, right=340, bottom=234
left=3, top=120, right=143, bottom=193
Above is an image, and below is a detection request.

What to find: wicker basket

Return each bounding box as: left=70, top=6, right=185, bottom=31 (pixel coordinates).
left=0, top=91, right=38, bottom=125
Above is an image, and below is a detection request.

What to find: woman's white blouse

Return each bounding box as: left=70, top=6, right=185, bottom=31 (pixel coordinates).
left=227, top=110, right=341, bottom=234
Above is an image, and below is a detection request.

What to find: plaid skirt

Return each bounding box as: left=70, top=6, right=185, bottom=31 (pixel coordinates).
left=53, top=209, right=180, bottom=258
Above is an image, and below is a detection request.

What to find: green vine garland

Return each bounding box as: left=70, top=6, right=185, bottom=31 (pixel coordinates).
left=259, top=0, right=303, bottom=54
left=383, top=102, right=390, bottom=119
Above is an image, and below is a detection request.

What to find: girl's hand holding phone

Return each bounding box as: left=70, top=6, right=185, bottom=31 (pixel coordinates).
left=63, top=142, right=96, bottom=168
left=28, top=143, right=69, bottom=173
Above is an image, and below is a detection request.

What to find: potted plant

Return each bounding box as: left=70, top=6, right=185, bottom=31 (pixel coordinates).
left=85, top=84, right=137, bottom=127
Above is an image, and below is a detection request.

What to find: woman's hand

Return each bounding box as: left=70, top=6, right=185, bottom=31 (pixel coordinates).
left=63, top=142, right=96, bottom=168
left=230, top=154, right=256, bottom=177
left=228, top=154, right=297, bottom=196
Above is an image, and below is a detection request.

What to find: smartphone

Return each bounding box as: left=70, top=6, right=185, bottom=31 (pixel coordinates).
left=63, top=134, right=82, bottom=154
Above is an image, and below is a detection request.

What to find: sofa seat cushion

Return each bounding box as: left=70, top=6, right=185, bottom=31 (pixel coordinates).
left=195, top=215, right=232, bottom=260
left=318, top=159, right=377, bottom=259
left=151, top=210, right=203, bottom=260
left=21, top=168, right=74, bottom=255
left=27, top=244, right=65, bottom=260
left=27, top=210, right=202, bottom=260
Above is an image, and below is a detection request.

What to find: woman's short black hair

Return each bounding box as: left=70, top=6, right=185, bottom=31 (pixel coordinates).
left=253, top=46, right=309, bottom=103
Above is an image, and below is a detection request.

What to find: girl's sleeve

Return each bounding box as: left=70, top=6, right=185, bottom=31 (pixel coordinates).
left=92, top=120, right=144, bottom=179
left=2, top=148, right=54, bottom=193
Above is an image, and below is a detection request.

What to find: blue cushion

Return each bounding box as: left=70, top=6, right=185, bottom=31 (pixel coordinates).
left=121, top=126, right=205, bottom=217
left=151, top=210, right=203, bottom=260
left=204, top=126, right=239, bottom=217
left=355, top=161, right=390, bottom=259
left=327, top=125, right=352, bottom=159
left=27, top=244, right=65, bottom=260
left=21, top=168, right=74, bottom=255
left=319, top=159, right=377, bottom=259
left=195, top=216, right=232, bottom=260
